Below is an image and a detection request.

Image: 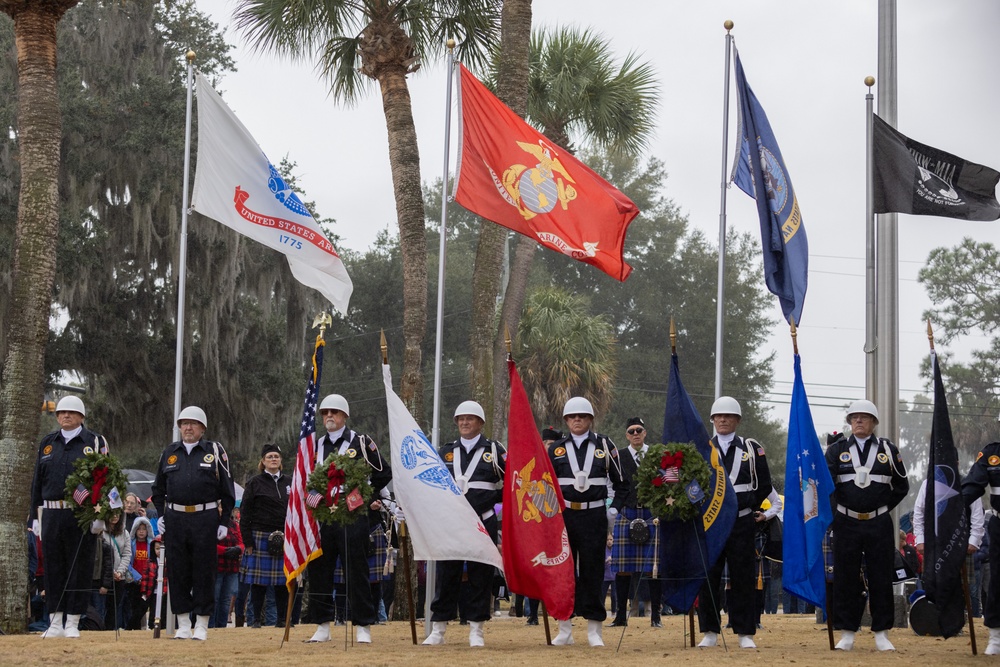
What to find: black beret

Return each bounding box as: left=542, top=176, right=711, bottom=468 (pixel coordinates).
left=626, top=417, right=645, bottom=428
left=261, top=443, right=281, bottom=458
left=541, top=427, right=563, bottom=442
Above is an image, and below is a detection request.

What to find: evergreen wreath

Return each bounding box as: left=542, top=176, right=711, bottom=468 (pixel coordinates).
left=635, top=442, right=712, bottom=522
left=64, top=452, right=130, bottom=530
left=306, top=452, right=373, bottom=525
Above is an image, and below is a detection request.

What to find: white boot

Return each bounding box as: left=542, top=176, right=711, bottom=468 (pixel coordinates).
left=41, top=612, right=64, bottom=639
left=192, top=615, right=210, bottom=641
left=874, top=630, right=895, bottom=651
left=307, top=622, right=331, bottom=643
left=552, top=619, right=574, bottom=646
left=587, top=619, right=604, bottom=647
left=174, top=615, right=193, bottom=640
left=422, top=621, right=446, bottom=645
left=698, top=631, right=718, bottom=648
left=985, top=628, right=1000, bottom=655
left=469, top=620, right=484, bottom=647
left=63, top=614, right=81, bottom=638
left=835, top=630, right=855, bottom=651
left=739, top=634, right=757, bottom=649
left=356, top=625, right=371, bottom=644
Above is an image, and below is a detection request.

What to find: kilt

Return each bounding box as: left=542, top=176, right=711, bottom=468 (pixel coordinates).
left=334, top=523, right=388, bottom=584
left=611, top=507, right=658, bottom=575
left=243, top=530, right=285, bottom=587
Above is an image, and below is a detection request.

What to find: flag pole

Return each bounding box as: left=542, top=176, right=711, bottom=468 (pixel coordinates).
left=864, top=76, right=877, bottom=401
left=171, top=50, right=196, bottom=442
left=713, top=20, right=734, bottom=400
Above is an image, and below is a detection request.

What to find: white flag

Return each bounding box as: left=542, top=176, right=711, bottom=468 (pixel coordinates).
left=383, top=364, right=503, bottom=571
left=191, top=73, right=353, bottom=313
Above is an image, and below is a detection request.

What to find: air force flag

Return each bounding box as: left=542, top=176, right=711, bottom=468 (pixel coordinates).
left=191, top=74, right=353, bottom=313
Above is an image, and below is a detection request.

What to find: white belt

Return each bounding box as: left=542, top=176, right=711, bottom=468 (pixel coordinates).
left=168, top=501, right=219, bottom=513
left=564, top=500, right=605, bottom=510
left=43, top=500, right=70, bottom=509
left=481, top=509, right=495, bottom=521
left=990, top=486, right=1000, bottom=496
left=733, top=483, right=753, bottom=493
left=466, top=481, right=501, bottom=491
left=737, top=507, right=753, bottom=517
left=836, top=504, right=888, bottom=521
left=836, top=474, right=892, bottom=485
left=557, top=477, right=593, bottom=491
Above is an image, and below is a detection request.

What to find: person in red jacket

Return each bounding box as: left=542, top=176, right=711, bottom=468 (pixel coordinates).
left=213, top=508, right=244, bottom=627
left=140, top=537, right=167, bottom=630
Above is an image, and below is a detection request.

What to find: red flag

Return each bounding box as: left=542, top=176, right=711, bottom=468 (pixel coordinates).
left=453, top=64, right=639, bottom=281
left=503, top=358, right=575, bottom=620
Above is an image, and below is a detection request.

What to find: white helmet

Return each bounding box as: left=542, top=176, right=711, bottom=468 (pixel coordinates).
left=710, top=396, right=741, bottom=418
left=563, top=396, right=595, bottom=418
left=319, top=394, right=350, bottom=417
left=55, top=395, right=86, bottom=417
left=846, top=399, right=879, bottom=423
left=176, top=405, right=208, bottom=429
left=454, top=400, right=486, bottom=422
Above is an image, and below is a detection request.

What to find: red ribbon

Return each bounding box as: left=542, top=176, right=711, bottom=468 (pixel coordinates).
left=660, top=451, right=684, bottom=469
left=325, top=463, right=346, bottom=507
left=91, top=466, right=108, bottom=505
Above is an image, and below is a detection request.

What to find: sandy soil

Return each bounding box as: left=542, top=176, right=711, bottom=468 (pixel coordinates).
left=2, top=612, right=987, bottom=667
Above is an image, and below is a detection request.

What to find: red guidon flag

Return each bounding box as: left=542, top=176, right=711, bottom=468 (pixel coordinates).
left=503, top=358, right=575, bottom=620
left=453, top=64, right=639, bottom=281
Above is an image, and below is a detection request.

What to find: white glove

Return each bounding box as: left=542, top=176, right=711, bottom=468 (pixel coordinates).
left=31, top=519, right=40, bottom=537
left=157, top=517, right=165, bottom=534
left=606, top=507, right=619, bottom=526
left=393, top=507, right=406, bottom=524
left=217, top=525, right=228, bottom=541
left=90, top=519, right=106, bottom=535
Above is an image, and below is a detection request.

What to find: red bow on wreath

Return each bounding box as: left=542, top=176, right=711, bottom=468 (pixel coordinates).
left=325, top=463, right=346, bottom=507
left=660, top=451, right=684, bottom=469
left=91, top=466, right=108, bottom=506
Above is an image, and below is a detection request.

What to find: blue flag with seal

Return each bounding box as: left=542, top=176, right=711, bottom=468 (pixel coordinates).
left=733, top=50, right=808, bottom=325
left=782, top=354, right=834, bottom=608
left=659, top=353, right=737, bottom=612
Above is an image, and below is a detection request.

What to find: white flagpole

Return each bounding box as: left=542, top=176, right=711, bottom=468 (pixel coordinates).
left=714, top=21, right=735, bottom=400
left=171, top=50, right=196, bottom=442
left=426, top=37, right=457, bottom=637
left=864, top=76, right=877, bottom=401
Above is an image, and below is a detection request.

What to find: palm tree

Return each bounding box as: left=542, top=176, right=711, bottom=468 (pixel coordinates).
left=233, top=0, right=501, bottom=419
left=517, top=286, right=616, bottom=425
left=0, top=0, right=80, bottom=633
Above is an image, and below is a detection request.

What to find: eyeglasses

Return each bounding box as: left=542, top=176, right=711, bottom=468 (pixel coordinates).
left=627, top=428, right=644, bottom=435
left=263, top=454, right=282, bottom=460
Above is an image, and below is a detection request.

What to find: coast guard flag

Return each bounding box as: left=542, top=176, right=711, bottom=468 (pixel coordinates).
left=922, top=351, right=969, bottom=637
left=191, top=74, right=353, bottom=313
left=873, top=114, right=1000, bottom=221
left=382, top=364, right=503, bottom=570
left=782, top=354, right=834, bottom=608
left=283, top=336, right=324, bottom=588
left=733, top=50, right=808, bottom=325
left=453, top=64, right=639, bottom=281
left=503, top=359, right=575, bottom=620
left=659, top=352, right=736, bottom=612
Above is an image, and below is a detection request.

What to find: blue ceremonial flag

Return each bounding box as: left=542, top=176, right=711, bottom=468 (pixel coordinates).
left=733, top=50, right=808, bottom=325
left=782, top=354, right=834, bottom=609
left=659, top=352, right=737, bottom=612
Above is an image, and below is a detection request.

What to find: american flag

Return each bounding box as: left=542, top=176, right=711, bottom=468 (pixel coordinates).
left=662, top=467, right=680, bottom=483
left=283, top=336, right=324, bottom=589
left=73, top=483, right=91, bottom=505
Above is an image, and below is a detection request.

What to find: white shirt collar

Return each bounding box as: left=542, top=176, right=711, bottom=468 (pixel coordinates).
left=460, top=436, right=479, bottom=452
left=571, top=432, right=589, bottom=447
left=716, top=432, right=736, bottom=454
left=182, top=441, right=198, bottom=454
left=61, top=426, right=82, bottom=441
left=326, top=427, right=346, bottom=444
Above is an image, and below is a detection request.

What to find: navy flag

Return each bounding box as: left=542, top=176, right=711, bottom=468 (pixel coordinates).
left=922, top=351, right=969, bottom=638
left=659, top=352, right=737, bottom=612
left=782, top=354, right=834, bottom=609
left=733, top=50, right=808, bottom=325
left=873, top=114, right=1000, bottom=221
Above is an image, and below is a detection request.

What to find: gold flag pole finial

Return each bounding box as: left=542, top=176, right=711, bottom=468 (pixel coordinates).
left=927, top=319, right=935, bottom=352
left=504, top=324, right=512, bottom=360
left=790, top=316, right=799, bottom=356
left=312, top=312, right=332, bottom=340
left=669, top=317, right=677, bottom=355
left=380, top=329, right=388, bottom=365
left=724, top=19, right=734, bottom=33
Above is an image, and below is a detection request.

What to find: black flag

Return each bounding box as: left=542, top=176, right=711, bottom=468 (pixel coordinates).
left=873, top=114, right=1000, bottom=221
left=923, top=351, right=970, bottom=638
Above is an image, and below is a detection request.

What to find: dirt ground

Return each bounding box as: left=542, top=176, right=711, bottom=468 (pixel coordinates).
left=2, top=611, right=989, bottom=667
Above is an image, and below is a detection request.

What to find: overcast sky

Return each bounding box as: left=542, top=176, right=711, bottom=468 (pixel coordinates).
left=196, top=0, right=1000, bottom=438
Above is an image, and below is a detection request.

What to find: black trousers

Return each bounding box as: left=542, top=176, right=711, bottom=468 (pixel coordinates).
left=614, top=573, right=662, bottom=623
left=984, top=516, right=1000, bottom=628
left=41, top=508, right=96, bottom=615
left=564, top=507, right=608, bottom=621
left=831, top=512, right=895, bottom=632
left=307, top=518, right=375, bottom=626
left=164, top=508, right=219, bottom=616
left=698, top=513, right=756, bottom=635
left=429, top=514, right=498, bottom=623
left=251, top=584, right=289, bottom=626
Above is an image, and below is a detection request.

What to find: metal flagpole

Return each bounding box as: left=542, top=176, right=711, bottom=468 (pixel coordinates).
left=171, top=50, right=196, bottom=442
left=714, top=20, right=735, bottom=400
left=864, top=76, right=877, bottom=401
left=426, top=37, right=457, bottom=638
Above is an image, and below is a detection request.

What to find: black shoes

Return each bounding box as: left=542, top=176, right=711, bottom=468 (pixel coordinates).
left=526, top=618, right=539, bottom=626
left=651, top=619, right=663, bottom=628
left=607, top=620, right=628, bottom=628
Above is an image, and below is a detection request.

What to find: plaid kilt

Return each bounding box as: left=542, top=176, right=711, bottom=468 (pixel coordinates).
left=243, top=530, right=285, bottom=586
left=334, top=524, right=388, bottom=584
left=611, top=507, right=658, bottom=575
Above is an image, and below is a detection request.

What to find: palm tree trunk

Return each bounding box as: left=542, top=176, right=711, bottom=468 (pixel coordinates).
left=0, top=0, right=78, bottom=634
left=377, top=68, right=427, bottom=424
left=468, top=0, right=532, bottom=435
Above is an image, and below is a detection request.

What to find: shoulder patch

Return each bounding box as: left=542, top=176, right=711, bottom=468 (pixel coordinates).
left=609, top=447, right=618, bottom=458
left=839, top=452, right=851, bottom=463
left=978, top=451, right=985, bottom=461
left=757, top=447, right=765, bottom=456
left=368, top=442, right=377, bottom=452
left=554, top=446, right=566, bottom=457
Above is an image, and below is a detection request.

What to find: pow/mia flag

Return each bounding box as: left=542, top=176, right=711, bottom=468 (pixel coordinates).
left=873, top=114, right=1000, bottom=221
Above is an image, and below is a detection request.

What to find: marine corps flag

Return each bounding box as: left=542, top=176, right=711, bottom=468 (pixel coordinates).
left=873, top=114, right=1000, bottom=221
left=453, top=64, right=639, bottom=281
left=502, top=359, right=575, bottom=621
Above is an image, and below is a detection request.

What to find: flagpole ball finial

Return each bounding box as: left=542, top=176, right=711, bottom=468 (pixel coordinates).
left=864, top=75, right=875, bottom=88
left=724, top=20, right=734, bottom=31
left=446, top=38, right=456, bottom=49
left=186, top=50, right=196, bottom=63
